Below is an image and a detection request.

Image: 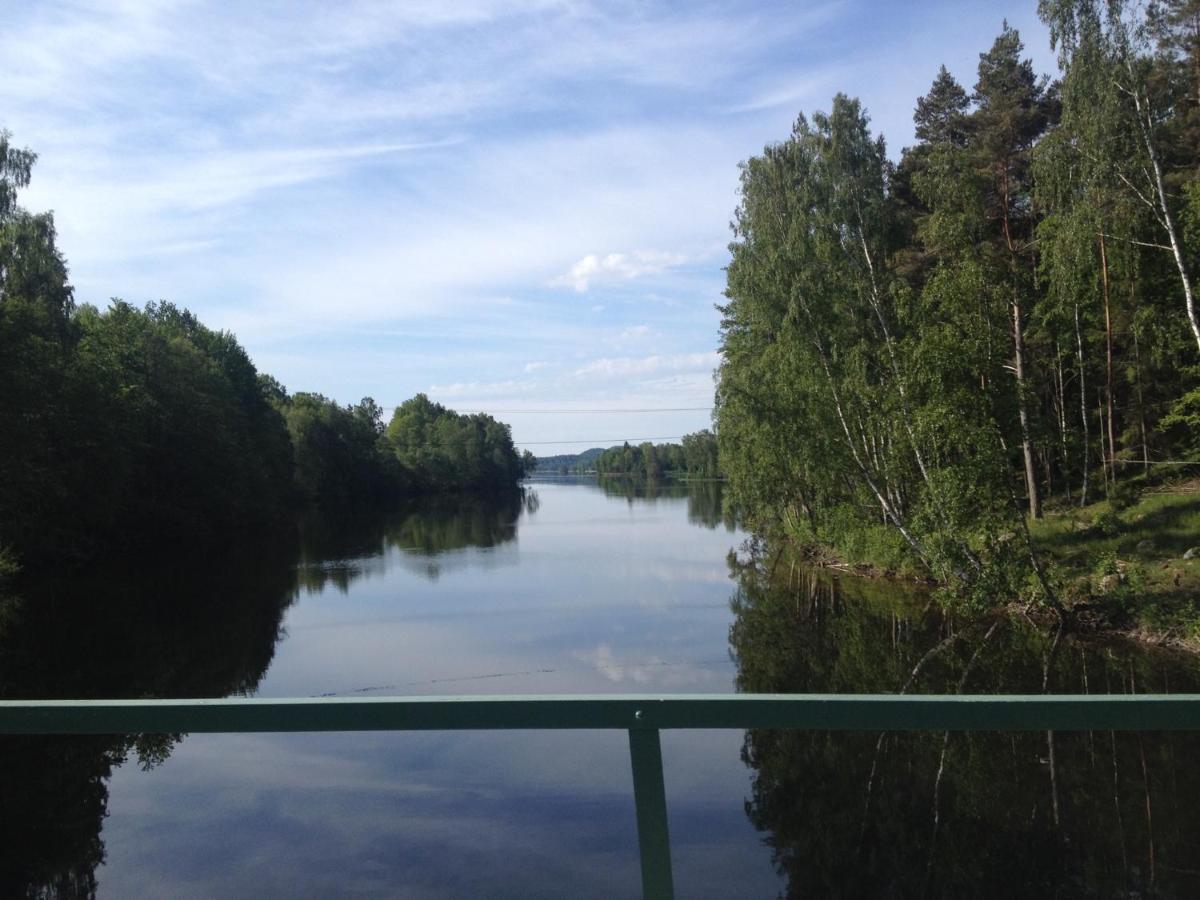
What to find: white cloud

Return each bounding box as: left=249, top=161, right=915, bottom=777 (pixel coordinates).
left=28, top=139, right=461, bottom=270
left=617, top=324, right=651, bottom=340
left=0, top=0, right=1055, bottom=419
left=551, top=250, right=687, bottom=293
left=575, top=644, right=658, bottom=685
left=572, top=352, right=719, bottom=379
left=726, top=72, right=838, bottom=114
left=427, top=379, right=536, bottom=399
left=572, top=643, right=714, bottom=688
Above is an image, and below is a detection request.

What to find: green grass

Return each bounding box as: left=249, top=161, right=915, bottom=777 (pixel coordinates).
left=1031, top=483, right=1200, bottom=645
left=0, top=545, right=20, bottom=580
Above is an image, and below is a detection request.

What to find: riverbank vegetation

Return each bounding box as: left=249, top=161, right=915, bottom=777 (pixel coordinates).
left=591, top=430, right=722, bottom=478
left=0, top=133, right=530, bottom=575
left=716, top=2, right=1200, bottom=620
left=536, top=433, right=722, bottom=477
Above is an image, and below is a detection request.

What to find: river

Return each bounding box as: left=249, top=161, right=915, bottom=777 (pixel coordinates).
left=2, top=478, right=1199, bottom=897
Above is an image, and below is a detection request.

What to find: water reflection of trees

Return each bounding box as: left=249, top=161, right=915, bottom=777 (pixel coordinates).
left=729, top=545, right=1200, bottom=898
left=0, top=541, right=299, bottom=898
left=296, top=489, right=530, bottom=591
left=0, top=489, right=536, bottom=895
left=683, top=480, right=737, bottom=531
left=596, top=475, right=737, bottom=531
left=386, top=491, right=525, bottom=555
left=596, top=474, right=685, bottom=503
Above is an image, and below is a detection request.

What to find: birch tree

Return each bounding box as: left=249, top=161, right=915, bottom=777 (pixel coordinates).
left=717, top=94, right=1034, bottom=599
left=1040, top=0, right=1200, bottom=353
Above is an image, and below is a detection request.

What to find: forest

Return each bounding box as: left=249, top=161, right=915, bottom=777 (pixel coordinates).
left=534, top=431, right=721, bottom=478
left=716, top=1, right=1200, bottom=613
left=0, top=138, right=531, bottom=576
left=590, top=430, right=722, bottom=478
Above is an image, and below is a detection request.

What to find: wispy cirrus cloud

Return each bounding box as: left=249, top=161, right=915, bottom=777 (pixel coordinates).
left=427, top=379, right=538, bottom=399
left=573, top=352, right=719, bottom=379
left=617, top=324, right=652, bottom=341
left=551, top=250, right=688, bottom=293
left=2, top=0, right=1055, bottom=451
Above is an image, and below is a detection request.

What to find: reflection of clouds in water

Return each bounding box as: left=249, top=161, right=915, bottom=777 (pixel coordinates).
left=103, top=731, right=649, bottom=898
left=577, top=643, right=655, bottom=684
left=619, top=561, right=731, bottom=587
left=104, top=728, right=774, bottom=897
left=573, top=643, right=720, bottom=688
left=60, top=481, right=770, bottom=896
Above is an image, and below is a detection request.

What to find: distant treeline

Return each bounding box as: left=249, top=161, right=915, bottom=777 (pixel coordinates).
left=271, top=388, right=534, bottom=510
left=0, top=133, right=530, bottom=574
left=716, top=6, right=1200, bottom=606
left=537, top=432, right=721, bottom=478
left=591, top=430, right=721, bottom=478
left=533, top=447, right=605, bottom=474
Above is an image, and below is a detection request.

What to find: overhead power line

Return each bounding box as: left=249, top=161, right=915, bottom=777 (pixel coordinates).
left=379, top=405, right=713, bottom=414
left=520, top=436, right=687, bottom=445
left=476, top=406, right=711, bottom=414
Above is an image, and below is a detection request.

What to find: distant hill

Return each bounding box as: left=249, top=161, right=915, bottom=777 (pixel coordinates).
left=533, top=447, right=608, bottom=473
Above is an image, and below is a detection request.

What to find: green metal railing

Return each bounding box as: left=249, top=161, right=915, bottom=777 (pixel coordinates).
left=4, top=692, right=1199, bottom=899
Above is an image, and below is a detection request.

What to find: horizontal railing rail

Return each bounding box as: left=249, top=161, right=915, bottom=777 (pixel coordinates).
left=2, top=692, right=1200, bottom=734
left=6, top=692, right=1199, bottom=900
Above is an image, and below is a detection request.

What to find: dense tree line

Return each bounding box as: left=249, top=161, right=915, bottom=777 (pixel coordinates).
left=716, top=2, right=1199, bottom=607
left=591, top=430, right=722, bottom=478
left=386, top=393, right=536, bottom=491
left=533, top=447, right=606, bottom=474
left=0, top=135, right=530, bottom=575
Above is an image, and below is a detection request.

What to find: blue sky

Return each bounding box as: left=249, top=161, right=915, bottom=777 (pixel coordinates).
left=5, top=0, right=1055, bottom=452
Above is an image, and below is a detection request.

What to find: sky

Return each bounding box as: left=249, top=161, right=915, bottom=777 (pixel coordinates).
left=4, top=0, right=1056, bottom=453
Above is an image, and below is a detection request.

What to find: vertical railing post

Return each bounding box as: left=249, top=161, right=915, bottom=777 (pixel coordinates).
left=628, top=727, right=675, bottom=900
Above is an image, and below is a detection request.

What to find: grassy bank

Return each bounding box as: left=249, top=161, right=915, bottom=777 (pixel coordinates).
left=774, top=471, right=1200, bottom=650
left=1031, top=478, right=1200, bottom=649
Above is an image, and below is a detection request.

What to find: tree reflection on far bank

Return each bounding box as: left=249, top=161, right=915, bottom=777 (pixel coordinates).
left=295, top=488, right=532, bottom=590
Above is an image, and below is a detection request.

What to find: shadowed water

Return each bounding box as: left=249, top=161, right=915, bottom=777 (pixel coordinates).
left=730, top=549, right=1200, bottom=898
left=1, top=479, right=1198, bottom=897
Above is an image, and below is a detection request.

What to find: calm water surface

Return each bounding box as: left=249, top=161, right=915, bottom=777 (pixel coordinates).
left=3, top=478, right=1200, bottom=897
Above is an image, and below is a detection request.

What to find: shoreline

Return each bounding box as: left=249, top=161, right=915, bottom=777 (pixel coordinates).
left=774, top=483, right=1200, bottom=655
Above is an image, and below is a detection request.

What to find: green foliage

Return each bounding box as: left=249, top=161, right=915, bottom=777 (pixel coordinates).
left=589, top=431, right=720, bottom=479
left=680, top=430, right=722, bottom=477
left=1092, top=506, right=1123, bottom=536
left=0, top=292, right=296, bottom=567
left=1160, top=367, right=1200, bottom=453
left=0, top=545, right=18, bottom=579
left=716, top=15, right=1200, bottom=611
left=817, top=505, right=913, bottom=575
left=0, top=133, right=527, bottom=573
left=1109, top=478, right=1141, bottom=510
left=531, top=447, right=606, bottom=474
left=278, top=392, right=402, bottom=509
left=716, top=85, right=1041, bottom=601
left=386, top=393, right=527, bottom=492
left=1092, top=550, right=1122, bottom=576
